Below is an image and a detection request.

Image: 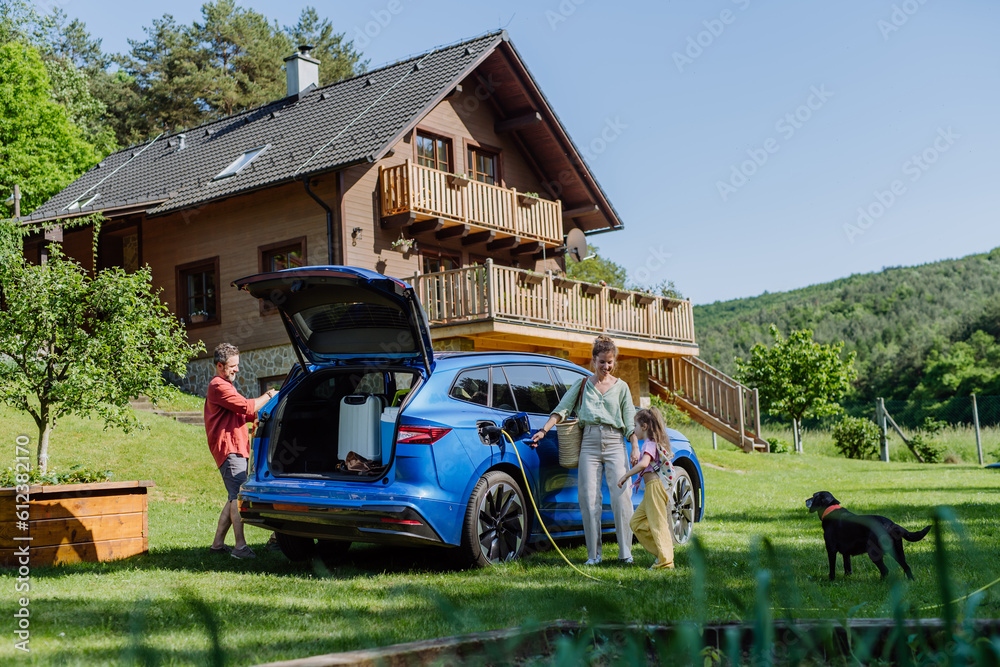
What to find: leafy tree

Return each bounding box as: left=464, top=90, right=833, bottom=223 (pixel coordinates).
left=735, top=325, right=857, bottom=451
left=0, top=218, right=202, bottom=471
left=565, top=244, right=628, bottom=288
left=43, top=57, right=117, bottom=154
left=0, top=41, right=100, bottom=214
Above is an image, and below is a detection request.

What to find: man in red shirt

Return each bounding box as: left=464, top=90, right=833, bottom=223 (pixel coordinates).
left=205, top=343, right=277, bottom=559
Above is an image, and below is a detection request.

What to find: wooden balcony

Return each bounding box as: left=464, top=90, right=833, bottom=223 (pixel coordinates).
left=411, top=261, right=698, bottom=359
left=380, top=161, right=563, bottom=248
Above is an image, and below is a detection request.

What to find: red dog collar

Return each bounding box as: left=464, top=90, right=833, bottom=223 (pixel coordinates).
left=821, top=504, right=842, bottom=520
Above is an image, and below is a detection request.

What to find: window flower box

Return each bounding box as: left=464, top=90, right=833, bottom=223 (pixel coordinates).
left=552, top=276, right=574, bottom=289
left=519, top=271, right=545, bottom=286
left=517, top=193, right=541, bottom=207
left=609, top=288, right=631, bottom=302
left=634, top=293, right=655, bottom=306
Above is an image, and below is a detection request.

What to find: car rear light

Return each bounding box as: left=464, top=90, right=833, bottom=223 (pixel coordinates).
left=380, top=518, right=422, bottom=525
left=396, top=426, right=451, bottom=445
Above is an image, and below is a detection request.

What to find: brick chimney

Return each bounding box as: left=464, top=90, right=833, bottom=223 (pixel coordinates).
left=284, top=45, right=319, bottom=99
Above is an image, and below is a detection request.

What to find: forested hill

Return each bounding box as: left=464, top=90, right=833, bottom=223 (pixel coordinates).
left=693, top=247, right=1000, bottom=401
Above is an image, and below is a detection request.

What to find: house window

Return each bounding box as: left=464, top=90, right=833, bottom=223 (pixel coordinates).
left=421, top=248, right=460, bottom=274
left=260, top=238, right=306, bottom=273
left=416, top=132, right=451, bottom=171
left=467, top=146, right=498, bottom=185
left=258, top=237, right=306, bottom=315
left=176, top=257, right=220, bottom=327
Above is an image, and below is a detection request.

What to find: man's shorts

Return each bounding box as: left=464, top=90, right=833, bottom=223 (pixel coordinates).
left=219, top=453, right=248, bottom=502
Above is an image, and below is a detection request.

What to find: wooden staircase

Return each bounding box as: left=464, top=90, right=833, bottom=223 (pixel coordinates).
left=649, top=357, right=769, bottom=453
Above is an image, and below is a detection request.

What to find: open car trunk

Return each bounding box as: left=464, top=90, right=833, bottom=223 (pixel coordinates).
left=265, top=366, right=419, bottom=479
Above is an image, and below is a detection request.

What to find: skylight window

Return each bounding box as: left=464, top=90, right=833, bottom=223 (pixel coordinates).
left=66, top=194, right=99, bottom=210
left=213, top=145, right=269, bottom=180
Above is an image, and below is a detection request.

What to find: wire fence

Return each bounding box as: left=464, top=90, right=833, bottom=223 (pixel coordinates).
left=765, top=395, right=1000, bottom=432
left=838, top=395, right=1000, bottom=429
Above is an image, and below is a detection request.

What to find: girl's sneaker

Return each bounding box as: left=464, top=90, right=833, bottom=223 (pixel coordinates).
left=584, top=558, right=602, bottom=566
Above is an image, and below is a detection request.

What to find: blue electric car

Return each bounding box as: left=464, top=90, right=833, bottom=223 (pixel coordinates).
left=233, top=266, right=704, bottom=567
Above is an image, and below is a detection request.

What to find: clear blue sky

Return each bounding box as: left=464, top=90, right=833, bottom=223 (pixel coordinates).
left=58, top=0, right=1000, bottom=305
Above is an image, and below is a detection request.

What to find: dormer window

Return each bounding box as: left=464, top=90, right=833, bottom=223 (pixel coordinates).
left=214, top=145, right=269, bottom=180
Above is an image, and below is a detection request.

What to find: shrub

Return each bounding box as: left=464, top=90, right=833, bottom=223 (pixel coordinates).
left=909, top=417, right=944, bottom=464
left=651, top=395, right=691, bottom=429
left=832, top=416, right=880, bottom=460
left=766, top=437, right=790, bottom=454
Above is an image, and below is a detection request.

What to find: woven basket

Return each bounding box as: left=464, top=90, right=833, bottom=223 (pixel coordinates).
left=556, top=418, right=583, bottom=468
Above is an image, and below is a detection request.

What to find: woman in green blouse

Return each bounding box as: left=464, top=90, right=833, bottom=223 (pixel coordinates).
left=531, top=335, right=640, bottom=565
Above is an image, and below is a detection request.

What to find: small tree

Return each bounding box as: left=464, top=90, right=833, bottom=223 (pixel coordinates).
left=0, top=218, right=202, bottom=472
left=735, top=325, right=857, bottom=452
left=832, top=416, right=880, bottom=460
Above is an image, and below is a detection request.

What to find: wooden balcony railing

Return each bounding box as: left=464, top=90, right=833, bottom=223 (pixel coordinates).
left=649, top=356, right=763, bottom=450
left=380, top=160, right=563, bottom=247
left=411, top=260, right=697, bottom=346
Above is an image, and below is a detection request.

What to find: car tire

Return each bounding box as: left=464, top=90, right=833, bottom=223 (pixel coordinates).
left=316, top=539, right=351, bottom=567
left=275, top=532, right=316, bottom=562
left=671, top=467, right=697, bottom=545
left=461, top=470, right=530, bottom=567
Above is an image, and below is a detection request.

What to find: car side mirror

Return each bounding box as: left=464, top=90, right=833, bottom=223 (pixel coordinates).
left=502, top=413, right=531, bottom=439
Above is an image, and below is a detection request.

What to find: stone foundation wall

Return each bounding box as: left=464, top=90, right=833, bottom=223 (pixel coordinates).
left=173, top=344, right=297, bottom=398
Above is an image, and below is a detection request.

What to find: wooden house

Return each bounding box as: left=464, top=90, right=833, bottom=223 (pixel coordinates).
left=22, top=31, right=766, bottom=451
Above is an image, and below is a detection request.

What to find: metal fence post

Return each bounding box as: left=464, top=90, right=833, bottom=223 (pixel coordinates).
left=876, top=398, right=889, bottom=462
left=973, top=394, right=983, bottom=466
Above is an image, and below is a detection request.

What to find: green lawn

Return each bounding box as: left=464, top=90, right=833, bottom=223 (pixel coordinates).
left=3, top=406, right=999, bottom=665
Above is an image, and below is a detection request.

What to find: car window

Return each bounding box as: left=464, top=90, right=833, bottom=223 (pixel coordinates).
left=502, top=365, right=560, bottom=415
left=491, top=367, right=516, bottom=412
left=552, top=367, right=588, bottom=397
left=450, top=368, right=489, bottom=406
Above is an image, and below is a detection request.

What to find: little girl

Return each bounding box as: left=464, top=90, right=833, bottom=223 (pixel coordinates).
left=617, top=408, right=675, bottom=569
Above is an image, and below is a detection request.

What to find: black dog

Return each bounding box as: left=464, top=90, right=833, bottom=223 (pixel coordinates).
left=805, top=491, right=931, bottom=581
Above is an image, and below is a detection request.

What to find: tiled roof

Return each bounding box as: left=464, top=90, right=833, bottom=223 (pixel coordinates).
left=25, top=31, right=505, bottom=222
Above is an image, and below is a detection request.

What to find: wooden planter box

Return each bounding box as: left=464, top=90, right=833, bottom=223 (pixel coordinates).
left=0, top=481, right=153, bottom=567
